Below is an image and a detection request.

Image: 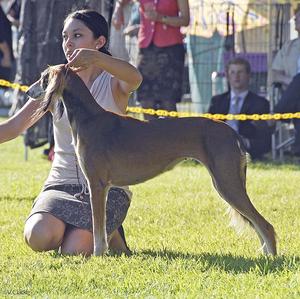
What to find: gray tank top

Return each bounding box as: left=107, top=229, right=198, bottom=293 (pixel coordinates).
left=44, top=71, right=131, bottom=197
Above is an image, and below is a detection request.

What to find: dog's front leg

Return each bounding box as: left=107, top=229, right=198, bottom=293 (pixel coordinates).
left=89, top=182, right=109, bottom=256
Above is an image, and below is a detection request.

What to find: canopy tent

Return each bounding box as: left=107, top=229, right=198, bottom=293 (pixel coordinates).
left=187, top=0, right=269, bottom=38
left=186, top=0, right=295, bottom=113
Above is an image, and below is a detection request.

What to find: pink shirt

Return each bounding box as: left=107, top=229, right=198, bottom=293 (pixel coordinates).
left=138, top=0, right=184, bottom=48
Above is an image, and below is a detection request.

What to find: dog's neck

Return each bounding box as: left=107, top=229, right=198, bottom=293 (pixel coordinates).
left=61, top=71, right=106, bottom=142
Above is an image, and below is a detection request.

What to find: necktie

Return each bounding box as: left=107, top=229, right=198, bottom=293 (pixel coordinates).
left=227, top=96, right=241, bottom=131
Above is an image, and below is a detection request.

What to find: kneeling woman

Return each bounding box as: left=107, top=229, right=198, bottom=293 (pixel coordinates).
left=0, top=9, right=142, bottom=256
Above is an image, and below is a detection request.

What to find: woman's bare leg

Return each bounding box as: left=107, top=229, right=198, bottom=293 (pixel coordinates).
left=24, top=213, right=66, bottom=252
left=109, top=229, right=131, bottom=255
left=60, top=227, right=94, bottom=256
left=25, top=213, right=130, bottom=256
left=60, top=227, right=130, bottom=256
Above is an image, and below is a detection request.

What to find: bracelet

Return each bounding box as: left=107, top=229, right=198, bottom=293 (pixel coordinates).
left=162, top=15, right=168, bottom=24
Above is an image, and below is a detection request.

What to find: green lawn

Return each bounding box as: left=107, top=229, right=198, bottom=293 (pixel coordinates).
left=0, top=133, right=300, bottom=298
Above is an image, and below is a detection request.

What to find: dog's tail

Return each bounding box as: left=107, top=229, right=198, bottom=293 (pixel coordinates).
left=235, top=131, right=251, bottom=163
left=226, top=206, right=252, bottom=235
left=227, top=132, right=252, bottom=235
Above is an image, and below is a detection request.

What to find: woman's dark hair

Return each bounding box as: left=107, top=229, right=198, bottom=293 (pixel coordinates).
left=64, top=9, right=111, bottom=56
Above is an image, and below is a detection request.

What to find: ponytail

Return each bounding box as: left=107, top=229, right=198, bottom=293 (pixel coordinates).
left=99, top=46, right=112, bottom=56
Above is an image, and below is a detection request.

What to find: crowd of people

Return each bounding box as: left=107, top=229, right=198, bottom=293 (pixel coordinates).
left=0, top=1, right=300, bottom=256
left=110, top=1, right=300, bottom=161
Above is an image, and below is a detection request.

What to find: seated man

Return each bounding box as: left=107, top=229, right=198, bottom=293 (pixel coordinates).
left=271, top=5, right=300, bottom=156
left=208, top=57, right=271, bottom=160
left=274, top=73, right=300, bottom=156
left=271, top=5, right=300, bottom=90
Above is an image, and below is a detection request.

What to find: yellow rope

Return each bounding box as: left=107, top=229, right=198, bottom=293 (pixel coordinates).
left=2, top=78, right=300, bottom=120
left=0, top=79, right=28, bottom=93
left=126, top=106, right=300, bottom=120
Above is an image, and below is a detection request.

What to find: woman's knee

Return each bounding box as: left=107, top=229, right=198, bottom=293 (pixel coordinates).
left=24, top=213, right=65, bottom=252
left=60, top=228, right=93, bottom=256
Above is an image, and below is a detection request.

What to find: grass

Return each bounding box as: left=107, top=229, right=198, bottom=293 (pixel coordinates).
left=0, top=132, right=300, bottom=298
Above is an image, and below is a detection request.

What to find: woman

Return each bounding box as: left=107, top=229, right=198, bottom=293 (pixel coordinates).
left=113, top=0, right=189, bottom=120
left=0, top=10, right=142, bottom=256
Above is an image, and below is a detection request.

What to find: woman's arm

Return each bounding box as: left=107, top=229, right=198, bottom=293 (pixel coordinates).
left=0, top=99, right=46, bottom=144
left=0, top=41, right=12, bottom=67
left=67, top=49, right=142, bottom=112
left=145, top=0, right=190, bottom=27
left=271, top=69, right=292, bottom=89
left=112, top=0, right=132, bottom=30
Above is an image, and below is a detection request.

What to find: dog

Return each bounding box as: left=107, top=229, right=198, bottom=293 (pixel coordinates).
left=26, top=64, right=277, bottom=256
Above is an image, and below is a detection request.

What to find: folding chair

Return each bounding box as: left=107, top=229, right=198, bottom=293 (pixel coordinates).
left=270, top=82, right=295, bottom=161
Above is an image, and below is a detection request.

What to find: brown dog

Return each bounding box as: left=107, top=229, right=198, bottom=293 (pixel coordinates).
left=27, top=64, right=277, bottom=256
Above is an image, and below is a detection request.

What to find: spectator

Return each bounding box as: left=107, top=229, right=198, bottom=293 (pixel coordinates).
left=0, top=0, right=14, bottom=82
left=113, top=0, right=190, bottom=120
left=208, top=57, right=272, bottom=160
left=271, top=5, right=300, bottom=89
left=274, top=74, right=300, bottom=156
left=271, top=5, right=300, bottom=157
left=109, top=0, right=132, bottom=61
left=123, top=0, right=140, bottom=66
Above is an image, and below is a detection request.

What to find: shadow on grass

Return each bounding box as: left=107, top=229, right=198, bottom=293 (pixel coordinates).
left=139, top=249, right=300, bottom=275
left=0, top=196, right=36, bottom=202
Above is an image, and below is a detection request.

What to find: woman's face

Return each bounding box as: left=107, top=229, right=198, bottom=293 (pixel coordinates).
left=62, top=18, right=99, bottom=61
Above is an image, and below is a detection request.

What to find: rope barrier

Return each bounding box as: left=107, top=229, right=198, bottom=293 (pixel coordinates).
left=1, top=78, right=300, bottom=120
left=0, top=79, right=29, bottom=93
left=126, top=106, right=300, bottom=120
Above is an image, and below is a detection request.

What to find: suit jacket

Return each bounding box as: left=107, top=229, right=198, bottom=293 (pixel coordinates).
left=208, top=91, right=271, bottom=159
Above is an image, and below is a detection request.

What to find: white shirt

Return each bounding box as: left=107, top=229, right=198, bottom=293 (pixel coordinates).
left=272, top=37, right=300, bottom=78
left=45, top=71, right=132, bottom=198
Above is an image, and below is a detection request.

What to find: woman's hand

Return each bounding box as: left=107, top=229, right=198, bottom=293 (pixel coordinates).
left=66, top=48, right=100, bottom=72
left=144, top=6, right=160, bottom=22
left=1, top=54, right=12, bottom=68
left=123, top=24, right=140, bottom=37
left=0, top=42, right=12, bottom=67
left=111, top=0, right=132, bottom=30
left=112, top=4, right=124, bottom=30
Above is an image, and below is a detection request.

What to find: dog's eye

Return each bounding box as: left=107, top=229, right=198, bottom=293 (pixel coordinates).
left=41, top=76, right=49, bottom=90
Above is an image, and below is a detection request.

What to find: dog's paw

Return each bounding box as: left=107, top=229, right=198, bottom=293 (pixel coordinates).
left=94, top=242, right=108, bottom=256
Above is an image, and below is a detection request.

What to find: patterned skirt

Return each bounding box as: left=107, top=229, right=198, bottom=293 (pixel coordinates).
left=27, top=184, right=131, bottom=236
left=137, top=43, right=185, bottom=103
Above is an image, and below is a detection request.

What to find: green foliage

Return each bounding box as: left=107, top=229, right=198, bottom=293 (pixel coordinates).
left=0, top=135, right=300, bottom=298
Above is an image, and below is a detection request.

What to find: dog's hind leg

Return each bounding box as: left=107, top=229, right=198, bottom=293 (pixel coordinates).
left=206, top=155, right=277, bottom=255
left=88, top=180, right=109, bottom=256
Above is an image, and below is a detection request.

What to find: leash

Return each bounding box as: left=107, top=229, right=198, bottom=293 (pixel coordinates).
left=74, top=153, right=90, bottom=200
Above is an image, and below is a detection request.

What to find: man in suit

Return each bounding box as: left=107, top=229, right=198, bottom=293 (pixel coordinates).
left=208, top=57, right=271, bottom=160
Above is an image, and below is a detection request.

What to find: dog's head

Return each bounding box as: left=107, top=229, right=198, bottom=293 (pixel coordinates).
left=26, top=64, right=67, bottom=113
